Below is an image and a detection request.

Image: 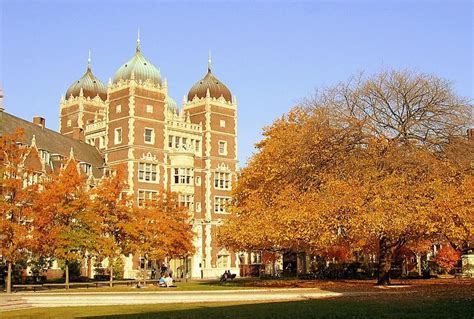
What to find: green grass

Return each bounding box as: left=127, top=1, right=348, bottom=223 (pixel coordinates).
left=3, top=298, right=473, bottom=319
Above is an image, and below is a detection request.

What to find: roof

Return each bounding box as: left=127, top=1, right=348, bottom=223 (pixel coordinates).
left=187, top=69, right=232, bottom=103
left=0, top=111, right=105, bottom=177
left=65, top=67, right=107, bottom=101
left=113, top=43, right=161, bottom=85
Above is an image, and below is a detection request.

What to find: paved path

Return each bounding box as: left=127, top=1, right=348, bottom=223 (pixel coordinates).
left=1, top=288, right=341, bottom=309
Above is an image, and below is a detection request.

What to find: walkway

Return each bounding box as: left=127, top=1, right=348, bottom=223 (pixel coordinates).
left=0, top=288, right=341, bottom=310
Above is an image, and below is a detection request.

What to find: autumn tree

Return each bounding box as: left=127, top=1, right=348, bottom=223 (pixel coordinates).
left=0, top=130, right=39, bottom=293
left=130, top=190, right=195, bottom=281
left=88, top=166, right=134, bottom=287
left=219, top=70, right=473, bottom=285
left=33, top=159, right=91, bottom=289
left=432, top=245, right=461, bottom=273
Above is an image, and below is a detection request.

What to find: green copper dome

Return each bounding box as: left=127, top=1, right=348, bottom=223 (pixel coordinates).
left=165, top=95, right=178, bottom=113
left=113, top=39, right=161, bottom=85
left=66, top=58, right=107, bottom=100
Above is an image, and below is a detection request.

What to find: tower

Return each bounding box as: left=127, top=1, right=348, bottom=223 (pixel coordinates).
left=60, top=51, right=107, bottom=141
left=183, top=53, right=238, bottom=277
left=106, top=32, right=167, bottom=204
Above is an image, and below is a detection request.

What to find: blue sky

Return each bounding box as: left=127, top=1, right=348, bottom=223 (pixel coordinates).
left=1, top=0, right=472, bottom=165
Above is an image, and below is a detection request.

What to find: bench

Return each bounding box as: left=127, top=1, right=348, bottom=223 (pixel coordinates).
left=12, top=284, right=43, bottom=292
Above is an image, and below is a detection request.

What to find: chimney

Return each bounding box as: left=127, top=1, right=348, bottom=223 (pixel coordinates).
left=72, top=127, right=85, bottom=141
left=33, top=116, right=46, bottom=128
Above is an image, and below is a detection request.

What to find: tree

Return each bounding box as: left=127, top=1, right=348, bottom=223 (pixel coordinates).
left=129, top=190, right=195, bottom=282
left=88, top=166, right=134, bottom=287
left=0, top=130, right=39, bottom=293
left=219, top=70, right=473, bottom=285
left=33, top=159, right=90, bottom=289
left=432, top=245, right=461, bottom=273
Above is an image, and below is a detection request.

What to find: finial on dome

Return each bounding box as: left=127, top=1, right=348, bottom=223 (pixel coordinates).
left=87, top=49, right=91, bottom=70
left=208, top=50, right=212, bottom=72
left=136, top=28, right=141, bottom=52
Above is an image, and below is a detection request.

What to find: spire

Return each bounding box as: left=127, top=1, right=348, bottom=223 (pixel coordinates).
left=136, top=28, right=141, bottom=52
left=31, top=135, right=36, bottom=147
left=208, top=50, right=212, bottom=72
left=87, top=49, right=91, bottom=71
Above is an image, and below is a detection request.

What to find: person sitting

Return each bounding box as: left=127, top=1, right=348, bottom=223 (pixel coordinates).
left=164, top=273, right=174, bottom=287
left=158, top=276, right=166, bottom=287
left=220, top=271, right=229, bottom=282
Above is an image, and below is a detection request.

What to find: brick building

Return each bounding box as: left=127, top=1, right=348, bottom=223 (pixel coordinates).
left=1, top=35, right=239, bottom=279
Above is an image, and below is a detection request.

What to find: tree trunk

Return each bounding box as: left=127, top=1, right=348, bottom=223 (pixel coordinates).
left=6, top=261, right=12, bottom=294
left=144, top=258, right=148, bottom=286
left=109, top=262, right=113, bottom=288
left=377, top=237, right=393, bottom=285
left=416, top=254, right=422, bottom=276
left=65, top=263, right=70, bottom=290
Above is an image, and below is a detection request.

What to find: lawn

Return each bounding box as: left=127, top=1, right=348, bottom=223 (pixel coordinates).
left=2, top=279, right=473, bottom=318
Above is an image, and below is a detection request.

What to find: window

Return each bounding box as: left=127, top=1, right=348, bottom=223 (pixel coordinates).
left=214, top=196, right=231, bottom=213
left=195, top=202, right=201, bottom=212
left=195, top=140, right=200, bottom=153
left=218, top=141, right=227, bottom=155
left=251, top=252, right=262, bottom=264
left=114, top=128, right=122, bottom=144
left=217, top=254, right=229, bottom=268
left=179, top=194, right=194, bottom=210
left=168, top=135, right=173, bottom=148
left=138, top=190, right=158, bottom=207
left=139, top=257, right=152, bottom=270
left=138, top=162, right=158, bottom=182
left=146, top=105, right=153, bottom=113
left=87, top=138, right=95, bottom=146
left=195, top=176, right=201, bottom=186
left=144, top=128, right=154, bottom=144
left=81, top=163, right=92, bottom=175
left=173, top=168, right=193, bottom=184
left=100, top=136, right=105, bottom=148
left=67, top=119, right=72, bottom=127
left=174, top=136, right=180, bottom=148
left=39, top=150, right=50, bottom=164
left=116, top=104, right=122, bottom=113
left=220, top=120, right=226, bottom=128
left=214, top=172, right=231, bottom=190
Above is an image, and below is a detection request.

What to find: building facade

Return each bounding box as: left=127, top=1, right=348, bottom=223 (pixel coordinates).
left=59, top=38, right=239, bottom=279
left=1, top=36, right=239, bottom=279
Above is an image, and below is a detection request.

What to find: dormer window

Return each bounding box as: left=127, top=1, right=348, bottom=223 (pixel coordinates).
left=80, top=163, right=92, bottom=175
left=39, top=149, right=50, bottom=164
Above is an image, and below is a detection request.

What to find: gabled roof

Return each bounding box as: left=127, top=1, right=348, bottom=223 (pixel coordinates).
left=0, top=111, right=105, bottom=177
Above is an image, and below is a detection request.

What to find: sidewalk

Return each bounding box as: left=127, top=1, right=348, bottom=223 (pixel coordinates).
left=0, top=288, right=341, bottom=310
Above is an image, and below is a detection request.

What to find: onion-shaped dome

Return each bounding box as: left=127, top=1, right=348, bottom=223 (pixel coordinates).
left=187, top=57, right=232, bottom=102
left=65, top=56, right=106, bottom=100
left=165, top=95, right=179, bottom=114
left=113, top=37, right=161, bottom=85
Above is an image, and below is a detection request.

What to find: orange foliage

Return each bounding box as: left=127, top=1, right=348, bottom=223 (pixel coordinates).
left=0, top=130, right=38, bottom=263
left=130, top=190, right=195, bottom=262
left=433, top=245, right=461, bottom=273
